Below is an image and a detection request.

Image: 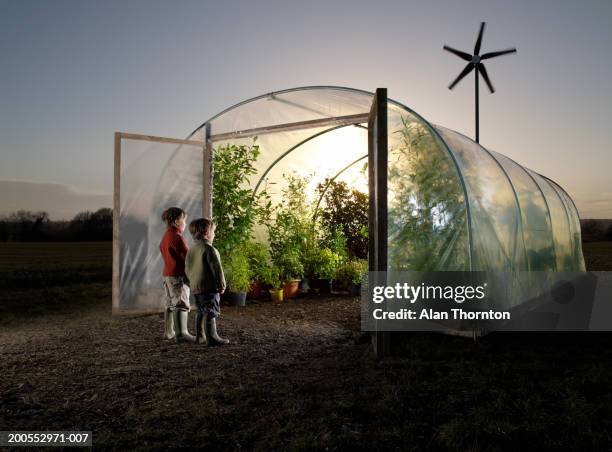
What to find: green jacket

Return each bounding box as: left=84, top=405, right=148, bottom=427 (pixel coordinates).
left=185, top=239, right=226, bottom=294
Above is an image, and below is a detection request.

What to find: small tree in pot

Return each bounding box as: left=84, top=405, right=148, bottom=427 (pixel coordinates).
left=261, top=264, right=283, bottom=303
left=309, top=247, right=340, bottom=295
left=335, top=258, right=367, bottom=296
left=224, top=251, right=251, bottom=307
left=274, top=249, right=304, bottom=299
left=243, top=241, right=270, bottom=299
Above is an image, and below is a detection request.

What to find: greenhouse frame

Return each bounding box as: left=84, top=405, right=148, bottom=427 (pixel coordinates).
left=113, top=86, right=585, bottom=349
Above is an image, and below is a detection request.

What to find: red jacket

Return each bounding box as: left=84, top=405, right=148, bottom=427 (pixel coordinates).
left=159, top=226, right=189, bottom=277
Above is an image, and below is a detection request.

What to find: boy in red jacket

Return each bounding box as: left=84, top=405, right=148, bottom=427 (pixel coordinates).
left=159, top=207, right=194, bottom=343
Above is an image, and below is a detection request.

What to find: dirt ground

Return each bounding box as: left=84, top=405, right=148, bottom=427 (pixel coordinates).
left=3, top=286, right=612, bottom=451
left=2, top=240, right=612, bottom=450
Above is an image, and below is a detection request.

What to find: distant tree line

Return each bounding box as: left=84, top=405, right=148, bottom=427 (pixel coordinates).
left=0, top=208, right=112, bottom=241
left=0, top=207, right=609, bottom=243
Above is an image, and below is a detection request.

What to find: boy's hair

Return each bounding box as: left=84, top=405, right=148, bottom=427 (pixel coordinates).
left=161, top=207, right=186, bottom=226
left=189, top=218, right=215, bottom=240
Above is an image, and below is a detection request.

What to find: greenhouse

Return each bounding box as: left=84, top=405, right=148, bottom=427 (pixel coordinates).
left=113, top=86, right=585, bottom=319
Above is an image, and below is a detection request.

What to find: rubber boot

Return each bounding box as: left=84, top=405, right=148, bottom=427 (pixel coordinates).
left=173, top=310, right=195, bottom=343
left=205, top=314, right=229, bottom=346
left=163, top=308, right=176, bottom=340
left=195, top=312, right=207, bottom=345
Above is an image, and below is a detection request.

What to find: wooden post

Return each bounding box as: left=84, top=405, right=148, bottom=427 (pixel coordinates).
left=112, top=132, right=121, bottom=315
left=368, top=89, right=391, bottom=358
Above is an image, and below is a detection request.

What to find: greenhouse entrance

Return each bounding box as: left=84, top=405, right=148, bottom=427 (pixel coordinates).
left=113, top=88, right=390, bottom=318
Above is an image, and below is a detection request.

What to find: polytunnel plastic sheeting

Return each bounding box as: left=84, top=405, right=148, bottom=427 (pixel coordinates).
left=433, top=126, right=528, bottom=272
left=489, top=151, right=556, bottom=271
left=386, top=109, right=470, bottom=271
left=528, top=170, right=576, bottom=271
left=199, top=87, right=376, bottom=136
left=546, top=178, right=586, bottom=271
left=118, top=138, right=203, bottom=312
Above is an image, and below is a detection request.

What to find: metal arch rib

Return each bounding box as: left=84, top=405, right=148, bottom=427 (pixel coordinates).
left=429, top=124, right=475, bottom=271
left=502, top=155, right=559, bottom=272
left=187, top=86, right=377, bottom=139
left=474, top=145, right=530, bottom=271
left=539, top=174, right=582, bottom=220
left=186, top=85, right=433, bottom=140
left=210, top=113, right=368, bottom=142
left=540, top=175, right=582, bottom=268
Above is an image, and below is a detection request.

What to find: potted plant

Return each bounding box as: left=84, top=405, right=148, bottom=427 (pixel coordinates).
left=223, top=252, right=251, bottom=307
left=266, top=173, right=313, bottom=298
left=302, top=244, right=320, bottom=294
left=261, top=264, right=283, bottom=303
left=243, top=241, right=270, bottom=299
left=336, top=258, right=367, bottom=296
left=311, top=248, right=340, bottom=295
left=275, top=249, right=304, bottom=299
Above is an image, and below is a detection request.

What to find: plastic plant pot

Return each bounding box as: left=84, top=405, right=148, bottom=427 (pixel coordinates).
left=269, top=288, right=284, bottom=303
left=317, top=279, right=333, bottom=295
left=224, top=291, right=247, bottom=307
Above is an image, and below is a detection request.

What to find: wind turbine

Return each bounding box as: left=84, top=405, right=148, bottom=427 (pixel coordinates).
left=444, top=22, right=516, bottom=143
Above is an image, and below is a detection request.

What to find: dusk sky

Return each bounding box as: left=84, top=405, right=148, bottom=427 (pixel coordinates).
left=1, top=0, right=611, bottom=218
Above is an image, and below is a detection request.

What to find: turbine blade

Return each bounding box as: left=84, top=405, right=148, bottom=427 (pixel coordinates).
left=474, top=22, right=486, bottom=55
left=449, top=63, right=475, bottom=90
left=477, top=64, right=495, bottom=93
left=443, top=45, right=472, bottom=61
left=480, top=48, right=517, bottom=59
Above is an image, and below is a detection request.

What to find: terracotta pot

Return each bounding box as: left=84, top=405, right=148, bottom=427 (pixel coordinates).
left=247, top=280, right=263, bottom=299
left=282, top=280, right=300, bottom=299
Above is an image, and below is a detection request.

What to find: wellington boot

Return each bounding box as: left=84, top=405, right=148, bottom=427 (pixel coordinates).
left=206, top=315, right=229, bottom=346
left=163, top=308, right=176, bottom=340
left=195, top=312, right=207, bottom=345
left=173, top=310, right=195, bottom=343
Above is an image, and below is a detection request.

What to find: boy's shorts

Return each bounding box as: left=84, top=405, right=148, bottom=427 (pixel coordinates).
left=162, top=276, right=190, bottom=312
left=194, top=292, right=221, bottom=318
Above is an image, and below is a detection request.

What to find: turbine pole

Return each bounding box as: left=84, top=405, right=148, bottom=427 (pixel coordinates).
left=475, top=66, right=479, bottom=143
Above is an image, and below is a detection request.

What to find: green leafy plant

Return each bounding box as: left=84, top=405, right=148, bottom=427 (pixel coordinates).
left=387, top=117, right=468, bottom=271
left=242, top=240, right=270, bottom=283
left=319, top=226, right=348, bottom=263
left=335, top=259, right=367, bottom=285
left=316, top=179, right=368, bottom=259
left=267, top=173, right=314, bottom=280
left=260, top=264, right=282, bottom=290
left=308, top=247, right=340, bottom=280
left=274, top=249, right=304, bottom=281
left=212, top=138, right=270, bottom=257
left=224, top=252, right=251, bottom=293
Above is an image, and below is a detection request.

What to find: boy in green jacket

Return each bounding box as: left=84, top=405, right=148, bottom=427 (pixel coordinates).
left=185, top=218, right=230, bottom=346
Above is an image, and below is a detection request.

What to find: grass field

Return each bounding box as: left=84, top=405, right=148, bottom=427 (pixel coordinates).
left=0, top=242, right=111, bottom=294
left=1, top=241, right=612, bottom=450
left=0, top=241, right=111, bottom=272
left=582, top=241, right=612, bottom=271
